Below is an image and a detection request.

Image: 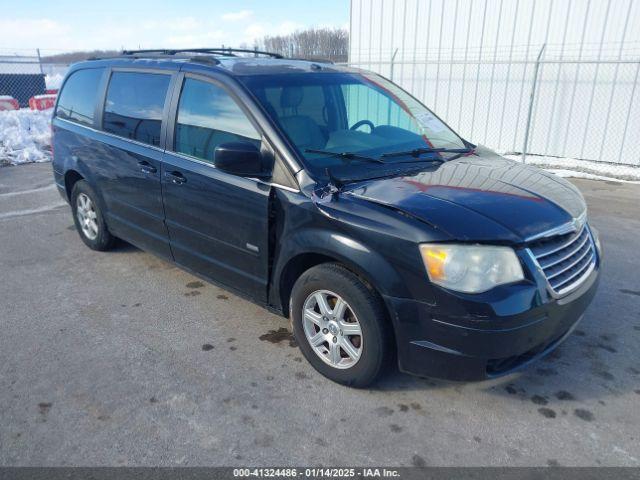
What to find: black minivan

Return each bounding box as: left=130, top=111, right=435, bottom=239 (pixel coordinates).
left=52, top=49, right=601, bottom=387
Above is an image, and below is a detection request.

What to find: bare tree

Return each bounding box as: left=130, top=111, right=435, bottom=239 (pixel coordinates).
left=256, top=28, right=348, bottom=62
left=39, top=28, right=348, bottom=64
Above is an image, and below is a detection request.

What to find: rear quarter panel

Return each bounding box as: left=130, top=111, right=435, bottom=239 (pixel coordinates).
left=52, top=119, right=107, bottom=207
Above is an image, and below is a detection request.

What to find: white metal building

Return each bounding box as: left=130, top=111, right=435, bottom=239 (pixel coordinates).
left=349, top=0, right=640, bottom=166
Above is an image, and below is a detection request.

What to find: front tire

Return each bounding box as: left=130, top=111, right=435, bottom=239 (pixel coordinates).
left=290, top=263, right=392, bottom=387
left=71, top=180, right=115, bottom=251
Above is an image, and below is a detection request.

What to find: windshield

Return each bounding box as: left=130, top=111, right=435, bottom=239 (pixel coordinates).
left=240, top=72, right=468, bottom=179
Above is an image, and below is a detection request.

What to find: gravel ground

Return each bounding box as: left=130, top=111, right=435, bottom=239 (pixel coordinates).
left=1, top=162, right=639, bottom=467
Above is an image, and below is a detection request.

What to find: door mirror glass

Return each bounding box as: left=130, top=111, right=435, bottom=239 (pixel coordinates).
left=214, top=141, right=268, bottom=178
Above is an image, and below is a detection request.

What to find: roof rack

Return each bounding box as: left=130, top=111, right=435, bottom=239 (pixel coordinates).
left=120, top=48, right=283, bottom=59
left=289, top=56, right=335, bottom=65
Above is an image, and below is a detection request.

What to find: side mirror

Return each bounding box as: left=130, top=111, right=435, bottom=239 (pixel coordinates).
left=214, top=141, right=270, bottom=178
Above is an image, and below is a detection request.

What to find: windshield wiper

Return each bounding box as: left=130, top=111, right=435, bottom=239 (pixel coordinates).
left=444, top=148, right=475, bottom=161
left=381, top=147, right=471, bottom=159
left=305, top=148, right=386, bottom=164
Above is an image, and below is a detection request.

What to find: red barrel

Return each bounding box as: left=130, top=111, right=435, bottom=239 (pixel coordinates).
left=29, top=94, right=57, bottom=110
left=0, top=96, right=19, bottom=111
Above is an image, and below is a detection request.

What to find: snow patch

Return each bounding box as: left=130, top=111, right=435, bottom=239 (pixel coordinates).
left=501, top=153, right=640, bottom=182
left=45, top=73, right=64, bottom=90
left=547, top=169, right=640, bottom=184
left=0, top=109, right=52, bottom=166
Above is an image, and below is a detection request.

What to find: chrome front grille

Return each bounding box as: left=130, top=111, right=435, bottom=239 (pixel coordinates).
left=528, top=225, right=596, bottom=296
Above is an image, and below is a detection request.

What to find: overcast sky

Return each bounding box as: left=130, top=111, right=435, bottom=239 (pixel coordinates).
left=0, top=0, right=349, bottom=53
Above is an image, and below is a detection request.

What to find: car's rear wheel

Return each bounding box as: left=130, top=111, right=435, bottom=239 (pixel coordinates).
left=290, top=263, right=392, bottom=387
left=71, top=180, right=115, bottom=251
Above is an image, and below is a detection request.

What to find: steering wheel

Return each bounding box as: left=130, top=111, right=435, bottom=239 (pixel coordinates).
left=350, top=119, right=375, bottom=132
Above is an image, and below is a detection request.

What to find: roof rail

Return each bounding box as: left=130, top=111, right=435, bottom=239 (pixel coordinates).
left=289, top=57, right=335, bottom=65
left=120, top=48, right=283, bottom=58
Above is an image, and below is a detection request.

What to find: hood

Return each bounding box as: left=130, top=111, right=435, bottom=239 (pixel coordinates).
left=343, top=150, right=587, bottom=243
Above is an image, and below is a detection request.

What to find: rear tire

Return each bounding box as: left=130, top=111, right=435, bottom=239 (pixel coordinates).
left=71, top=180, right=115, bottom=251
left=290, top=263, right=392, bottom=388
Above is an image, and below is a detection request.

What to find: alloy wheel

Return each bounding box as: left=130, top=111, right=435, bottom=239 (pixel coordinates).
left=76, top=193, right=99, bottom=240
left=302, top=290, right=363, bottom=369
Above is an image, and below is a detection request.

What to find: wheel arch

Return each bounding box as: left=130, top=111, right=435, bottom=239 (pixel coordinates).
left=61, top=161, right=108, bottom=214
left=279, top=248, right=400, bottom=379
left=272, top=230, right=407, bottom=319
left=64, top=169, right=84, bottom=201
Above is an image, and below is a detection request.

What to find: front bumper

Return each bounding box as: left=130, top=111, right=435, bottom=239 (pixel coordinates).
left=384, top=263, right=599, bottom=381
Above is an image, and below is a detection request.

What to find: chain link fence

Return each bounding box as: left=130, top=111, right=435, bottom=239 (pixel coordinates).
left=348, top=0, right=640, bottom=181
left=0, top=49, right=69, bottom=165
left=346, top=44, right=640, bottom=180
left=0, top=51, right=68, bottom=104
left=2, top=44, right=640, bottom=179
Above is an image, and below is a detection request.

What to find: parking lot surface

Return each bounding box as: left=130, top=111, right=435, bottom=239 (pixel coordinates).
left=1, top=162, right=639, bottom=467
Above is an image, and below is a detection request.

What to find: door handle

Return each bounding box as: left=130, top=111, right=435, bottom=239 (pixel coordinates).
left=138, top=160, right=157, bottom=174
left=165, top=171, right=187, bottom=185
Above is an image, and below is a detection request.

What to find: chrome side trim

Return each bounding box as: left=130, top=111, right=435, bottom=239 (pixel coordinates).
left=56, top=117, right=165, bottom=153
left=267, top=182, right=299, bottom=193
left=55, top=117, right=301, bottom=193
left=524, top=210, right=587, bottom=243
left=168, top=151, right=301, bottom=193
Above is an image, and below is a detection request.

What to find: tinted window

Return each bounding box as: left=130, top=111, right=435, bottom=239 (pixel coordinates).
left=103, top=72, right=170, bottom=146
left=175, top=78, right=260, bottom=163
left=55, top=68, right=104, bottom=126
left=341, top=83, right=415, bottom=132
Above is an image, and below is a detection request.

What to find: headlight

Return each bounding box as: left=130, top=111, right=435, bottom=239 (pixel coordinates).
left=419, top=244, right=524, bottom=293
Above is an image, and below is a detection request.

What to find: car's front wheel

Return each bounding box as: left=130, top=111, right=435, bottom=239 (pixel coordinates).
left=290, top=264, right=392, bottom=387
left=71, top=180, right=115, bottom=251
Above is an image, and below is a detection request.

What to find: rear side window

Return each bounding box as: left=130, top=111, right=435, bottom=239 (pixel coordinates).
left=103, top=72, right=170, bottom=147
left=174, top=78, right=260, bottom=163
left=55, top=68, right=104, bottom=126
